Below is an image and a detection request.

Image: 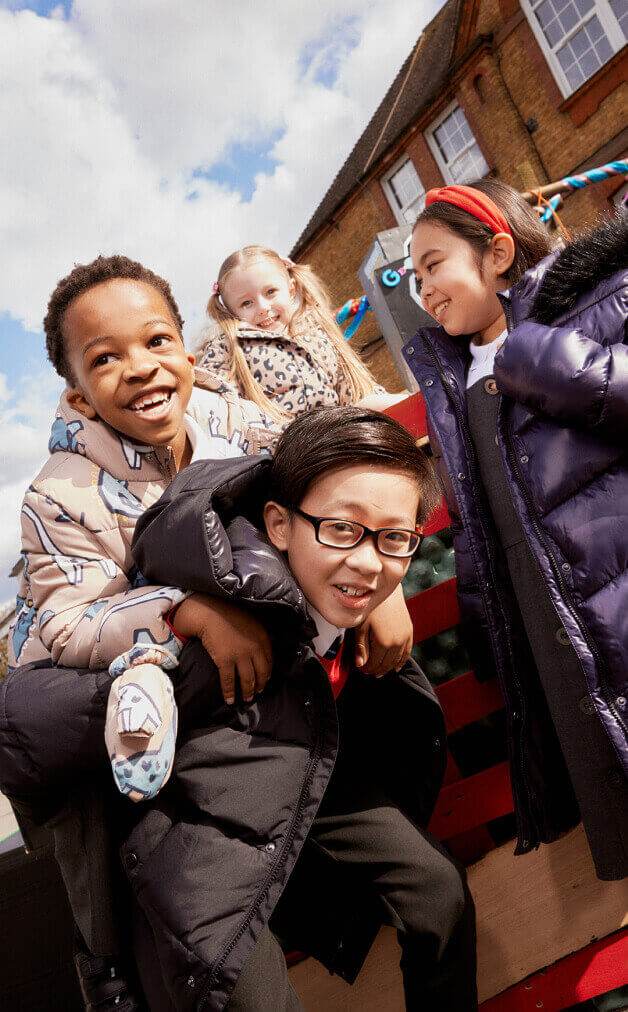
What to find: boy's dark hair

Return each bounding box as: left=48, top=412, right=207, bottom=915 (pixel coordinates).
left=269, top=406, right=440, bottom=524
left=414, top=178, right=555, bottom=283
left=43, top=254, right=184, bottom=382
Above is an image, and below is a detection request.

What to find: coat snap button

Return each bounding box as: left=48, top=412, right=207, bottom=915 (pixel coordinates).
left=555, top=627, right=570, bottom=646
left=406, top=347, right=415, bottom=356
left=125, top=852, right=139, bottom=871
left=432, top=737, right=441, bottom=749
left=616, top=696, right=626, bottom=709
left=579, top=695, right=596, bottom=715
left=484, top=378, right=498, bottom=395
left=187, top=975, right=195, bottom=988
left=425, top=378, right=433, bottom=387
left=561, top=562, right=571, bottom=573
left=520, top=454, right=529, bottom=464
left=265, top=842, right=276, bottom=853
left=457, top=472, right=466, bottom=481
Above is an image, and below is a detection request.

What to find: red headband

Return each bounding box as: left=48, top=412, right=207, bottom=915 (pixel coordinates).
left=425, top=185, right=512, bottom=236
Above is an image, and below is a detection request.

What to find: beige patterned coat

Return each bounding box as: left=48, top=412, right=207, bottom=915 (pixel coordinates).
left=8, top=368, right=278, bottom=673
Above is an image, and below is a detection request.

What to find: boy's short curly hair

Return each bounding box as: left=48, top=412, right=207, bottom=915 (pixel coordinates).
left=43, top=254, right=185, bottom=381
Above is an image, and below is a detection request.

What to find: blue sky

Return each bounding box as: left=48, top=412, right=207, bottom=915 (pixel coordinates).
left=0, top=0, right=443, bottom=601
left=0, top=0, right=72, bottom=13
left=191, top=132, right=284, bottom=203
left=0, top=314, right=47, bottom=396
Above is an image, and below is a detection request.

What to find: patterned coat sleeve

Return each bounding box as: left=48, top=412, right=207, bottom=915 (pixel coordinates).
left=335, top=356, right=386, bottom=404
left=19, top=489, right=185, bottom=670
left=196, top=326, right=233, bottom=383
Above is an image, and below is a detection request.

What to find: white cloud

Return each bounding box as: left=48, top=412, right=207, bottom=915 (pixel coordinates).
left=0, top=1, right=442, bottom=331
left=0, top=0, right=443, bottom=594
left=0, top=366, right=63, bottom=598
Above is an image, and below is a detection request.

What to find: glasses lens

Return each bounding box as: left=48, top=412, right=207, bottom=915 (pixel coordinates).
left=377, top=529, right=419, bottom=557
left=318, top=519, right=362, bottom=548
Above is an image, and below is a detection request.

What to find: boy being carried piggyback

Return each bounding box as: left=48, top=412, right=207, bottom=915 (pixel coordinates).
left=9, top=255, right=282, bottom=801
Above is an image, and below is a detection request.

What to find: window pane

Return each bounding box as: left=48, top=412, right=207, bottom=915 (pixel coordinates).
left=555, top=15, right=614, bottom=88
left=385, top=159, right=424, bottom=221
left=580, top=47, right=599, bottom=76
left=594, top=33, right=613, bottom=61
left=558, top=1, right=578, bottom=32
left=609, top=0, right=628, bottom=38
left=449, top=143, right=489, bottom=184
left=431, top=106, right=488, bottom=181
left=586, top=13, right=604, bottom=39
left=535, top=0, right=554, bottom=28
left=570, top=27, right=588, bottom=54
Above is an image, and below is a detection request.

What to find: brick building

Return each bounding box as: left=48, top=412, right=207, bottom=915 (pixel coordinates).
left=290, top=0, right=627, bottom=389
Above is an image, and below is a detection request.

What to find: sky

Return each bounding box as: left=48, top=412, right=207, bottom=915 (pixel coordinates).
left=0, top=0, right=444, bottom=602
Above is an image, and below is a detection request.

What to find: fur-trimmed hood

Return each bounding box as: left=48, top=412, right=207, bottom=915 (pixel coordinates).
left=530, top=214, right=628, bottom=325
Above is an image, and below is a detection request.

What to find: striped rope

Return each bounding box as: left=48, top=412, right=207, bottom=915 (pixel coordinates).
left=561, top=159, right=627, bottom=191
left=336, top=295, right=371, bottom=339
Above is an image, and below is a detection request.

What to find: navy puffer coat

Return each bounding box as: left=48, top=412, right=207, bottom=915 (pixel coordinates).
left=403, top=216, right=627, bottom=867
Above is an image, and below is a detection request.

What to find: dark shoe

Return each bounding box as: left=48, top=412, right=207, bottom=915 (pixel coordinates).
left=74, top=950, right=144, bottom=1010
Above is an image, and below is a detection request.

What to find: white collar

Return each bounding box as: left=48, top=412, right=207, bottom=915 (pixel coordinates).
left=184, top=413, right=225, bottom=462
left=307, top=603, right=345, bottom=657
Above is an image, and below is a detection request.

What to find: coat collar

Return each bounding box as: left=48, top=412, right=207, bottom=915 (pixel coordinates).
left=47, top=367, right=231, bottom=483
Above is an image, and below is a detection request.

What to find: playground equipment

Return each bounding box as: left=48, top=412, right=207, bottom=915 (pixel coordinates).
left=336, top=160, right=628, bottom=342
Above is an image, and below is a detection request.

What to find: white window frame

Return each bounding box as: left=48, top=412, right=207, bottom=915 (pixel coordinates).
left=381, top=155, right=426, bottom=226
left=425, top=101, right=490, bottom=185
left=520, top=0, right=626, bottom=98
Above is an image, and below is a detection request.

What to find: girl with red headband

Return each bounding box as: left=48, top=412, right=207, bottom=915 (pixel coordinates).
left=406, top=178, right=627, bottom=880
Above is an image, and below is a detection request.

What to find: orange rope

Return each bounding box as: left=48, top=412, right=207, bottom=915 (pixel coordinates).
left=533, top=189, right=572, bottom=242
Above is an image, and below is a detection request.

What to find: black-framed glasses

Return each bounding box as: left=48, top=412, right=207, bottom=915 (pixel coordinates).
left=290, top=506, right=422, bottom=558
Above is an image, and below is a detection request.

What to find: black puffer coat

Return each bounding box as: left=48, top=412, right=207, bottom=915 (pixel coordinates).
left=0, top=456, right=445, bottom=1011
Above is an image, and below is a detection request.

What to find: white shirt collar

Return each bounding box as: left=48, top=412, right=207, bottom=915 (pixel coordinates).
left=307, top=603, right=345, bottom=657
left=185, top=413, right=223, bottom=463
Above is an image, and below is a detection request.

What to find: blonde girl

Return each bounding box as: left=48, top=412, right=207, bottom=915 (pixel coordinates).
left=197, top=245, right=401, bottom=421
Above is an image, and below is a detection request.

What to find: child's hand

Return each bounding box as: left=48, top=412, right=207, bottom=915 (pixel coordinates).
left=172, top=594, right=272, bottom=705
left=354, top=585, right=414, bottom=677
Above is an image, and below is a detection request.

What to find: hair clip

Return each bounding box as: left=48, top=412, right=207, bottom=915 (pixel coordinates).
left=212, top=281, right=220, bottom=294
left=281, top=257, right=295, bottom=270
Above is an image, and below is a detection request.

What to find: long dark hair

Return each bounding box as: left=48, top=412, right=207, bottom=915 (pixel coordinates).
left=269, top=406, right=439, bottom=523
left=414, top=178, right=555, bottom=282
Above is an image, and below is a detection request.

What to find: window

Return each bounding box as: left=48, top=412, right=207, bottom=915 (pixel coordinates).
left=382, top=157, right=426, bottom=226
left=425, top=104, right=490, bottom=185
left=521, top=0, right=626, bottom=96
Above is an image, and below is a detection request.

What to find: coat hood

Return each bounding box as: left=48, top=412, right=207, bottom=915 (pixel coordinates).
left=45, top=366, right=256, bottom=484
left=529, top=214, right=628, bottom=325
left=133, top=455, right=315, bottom=641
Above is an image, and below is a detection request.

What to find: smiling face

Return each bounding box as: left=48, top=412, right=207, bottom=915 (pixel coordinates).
left=264, top=463, right=420, bottom=629
left=63, top=278, right=195, bottom=454
left=411, top=220, right=512, bottom=341
left=220, top=259, right=296, bottom=331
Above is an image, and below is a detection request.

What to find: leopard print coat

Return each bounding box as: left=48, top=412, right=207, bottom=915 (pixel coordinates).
left=197, top=316, right=383, bottom=416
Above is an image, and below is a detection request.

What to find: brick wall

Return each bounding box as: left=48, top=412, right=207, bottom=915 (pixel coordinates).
left=297, top=0, right=626, bottom=388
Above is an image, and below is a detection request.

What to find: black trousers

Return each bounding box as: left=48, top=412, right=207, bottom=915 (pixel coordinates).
left=133, top=770, right=477, bottom=1011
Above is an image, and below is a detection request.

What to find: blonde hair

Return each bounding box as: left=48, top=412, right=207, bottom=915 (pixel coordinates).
left=201, top=245, right=378, bottom=422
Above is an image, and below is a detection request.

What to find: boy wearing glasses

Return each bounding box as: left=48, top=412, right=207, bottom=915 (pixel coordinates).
left=126, top=405, right=477, bottom=1011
